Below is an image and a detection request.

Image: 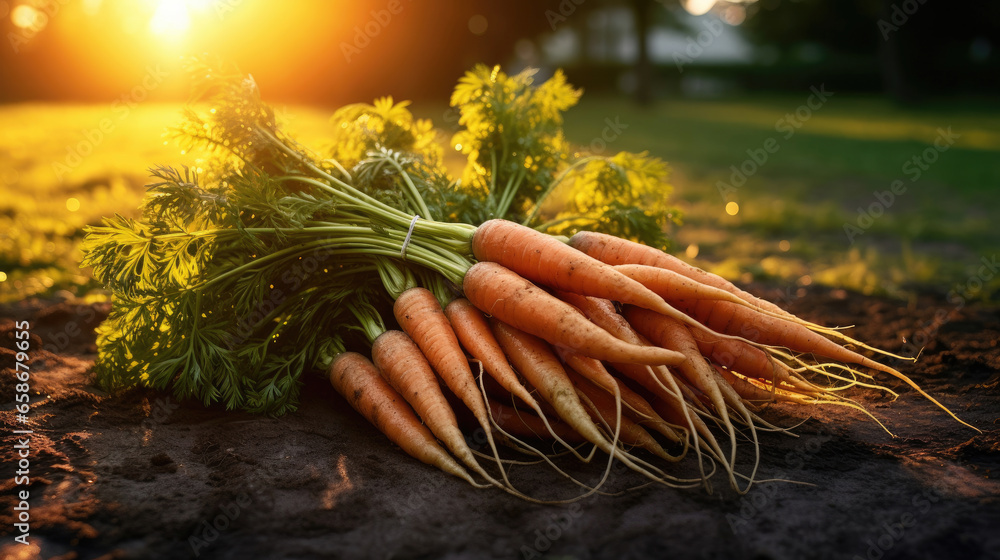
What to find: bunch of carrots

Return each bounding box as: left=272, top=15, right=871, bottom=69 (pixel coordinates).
left=82, top=60, right=976, bottom=501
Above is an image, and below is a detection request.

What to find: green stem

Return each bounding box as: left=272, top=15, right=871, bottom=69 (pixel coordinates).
left=522, top=156, right=601, bottom=227
left=277, top=175, right=476, bottom=247
left=376, top=257, right=417, bottom=300
left=495, top=165, right=527, bottom=219
left=348, top=299, right=388, bottom=345
left=488, top=150, right=498, bottom=204
left=384, top=156, right=435, bottom=221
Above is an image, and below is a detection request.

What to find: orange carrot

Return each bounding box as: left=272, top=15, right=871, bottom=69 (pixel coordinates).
left=489, top=401, right=585, bottom=444
left=553, top=290, right=723, bottom=478
left=689, top=325, right=820, bottom=394
left=470, top=219, right=715, bottom=335
left=553, top=291, right=713, bottom=416
left=462, top=261, right=685, bottom=366
left=626, top=305, right=760, bottom=492
left=625, top=306, right=745, bottom=420
left=571, top=230, right=909, bottom=361
left=371, top=330, right=489, bottom=479
left=444, top=298, right=545, bottom=412
left=445, top=296, right=580, bottom=452
left=613, top=263, right=765, bottom=310
left=394, top=288, right=493, bottom=438
left=566, top=367, right=674, bottom=461
left=490, top=319, right=616, bottom=456
left=711, top=363, right=809, bottom=405
left=328, top=352, right=479, bottom=485
left=569, top=230, right=789, bottom=318
left=554, top=346, right=684, bottom=445
left=674, top=297, right=975, bottom=430
left=490, top=319, right=704, bottom=490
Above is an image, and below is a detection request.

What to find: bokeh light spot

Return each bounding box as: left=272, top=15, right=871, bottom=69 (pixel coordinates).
left=725, top=201, right=740, bottom=215
left=723, top=5, right=747, bottom=25
left=685, top=244, right=700, bottom=259
left=0, top=271, right=7, bottom=282
left=66, top=198, right=81, bottom=212
left=684, top=0, right=716, bottom=16
left=468, top=14, right=488, bottom=36
left=11, top=4, right=46, bottom=30
left=779, top=239, right=791, bottom=252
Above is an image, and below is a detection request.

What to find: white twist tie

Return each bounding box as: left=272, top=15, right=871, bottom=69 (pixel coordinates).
left=401, top=214, right=420, bottom=260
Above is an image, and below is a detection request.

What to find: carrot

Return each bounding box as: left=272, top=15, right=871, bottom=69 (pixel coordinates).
left=462, top=261, right=685, bottom=366
left=489, top=319, right=615, bottom=456
left=571, top=231, right=920, bottom=362
left=673, top=298, right=977, bottom=431
left=470, top=219, right=720, bottom=338
left=445, top=296, right=582, bottom=454
left=328, top=352, right=480, bottom=486
left=566, top=367, right=675, bottom=461
left=490, top=319, right=686, bottom=480
left=689, top=325, right=821, bottom=395
left=393, top=288, right=496, bottom=441
left=711, top=363, right=810, bottom=404
left=553, top=290, right=721, bottom=484
left=489, top=401, right=585, bottom=444
left=613, top=263, right=770, bottom=310
left=492, top=319, right=707, bottom=490
left=626, top=305, right=760, bottom=492
left=371, top=330, right=491, bottom=480
left=625, top=306, right=734, bottom=413
left=554, top=346, right=684, bottom=446
left=568, top=230, right=789, bottom=318
left=445, top=298, right=551, bottom=413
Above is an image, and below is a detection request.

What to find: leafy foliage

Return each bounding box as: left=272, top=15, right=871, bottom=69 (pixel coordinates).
left=82, top=59, right=680, bottom=414
left=327, top=97, right=443, bottom=171
left=450, top=65, right=580, bottom=222
left=543, top=152, right=682, bottom=250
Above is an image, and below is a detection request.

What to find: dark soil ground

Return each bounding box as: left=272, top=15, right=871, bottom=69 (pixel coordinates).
left=2, top=286, right=999, bottom=560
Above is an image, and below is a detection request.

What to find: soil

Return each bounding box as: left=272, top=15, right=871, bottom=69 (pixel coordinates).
left=1, top=287, right=999, bottom=560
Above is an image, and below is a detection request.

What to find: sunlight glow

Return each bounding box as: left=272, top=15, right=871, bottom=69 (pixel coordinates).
left=683, top=0, right=717, bottom=16
left=11, top=4, right=46, bottom=30
left=150, top=0, right=191, bottom=36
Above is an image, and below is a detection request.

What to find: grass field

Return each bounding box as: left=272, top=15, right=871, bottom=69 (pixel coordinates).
left=1, top=95, right=998, bottom=303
